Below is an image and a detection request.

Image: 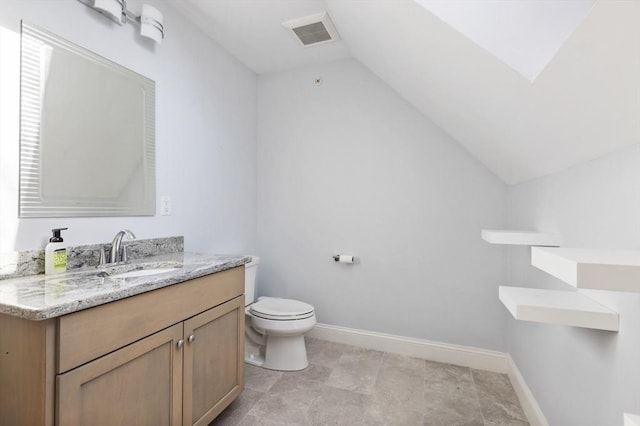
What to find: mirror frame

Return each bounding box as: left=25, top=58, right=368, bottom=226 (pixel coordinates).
left=19, top=23, right=156, bottom=218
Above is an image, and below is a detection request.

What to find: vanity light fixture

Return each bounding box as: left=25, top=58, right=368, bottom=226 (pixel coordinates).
left=139, top=4, right=164, bottom=44
left=92, top=0, right=126, bottom=24
left=78, top=0, right=165, bottom=44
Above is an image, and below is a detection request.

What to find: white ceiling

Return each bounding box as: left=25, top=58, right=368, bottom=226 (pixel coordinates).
left=169, top=0, right=640, bottom=185
left=414, top=0, right=596, bottom=82
left=171, top=0, right=350, bottom=74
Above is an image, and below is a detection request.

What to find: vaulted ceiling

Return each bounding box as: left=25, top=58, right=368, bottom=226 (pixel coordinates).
left=170, top=0, right=640, bottom=185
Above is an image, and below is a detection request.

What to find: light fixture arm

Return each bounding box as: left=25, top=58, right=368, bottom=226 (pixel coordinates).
left=117, top=0, right=128, bottom=24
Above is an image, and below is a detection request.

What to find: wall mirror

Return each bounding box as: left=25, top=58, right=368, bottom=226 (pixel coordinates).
left=19, top=23, right=155, bottom=217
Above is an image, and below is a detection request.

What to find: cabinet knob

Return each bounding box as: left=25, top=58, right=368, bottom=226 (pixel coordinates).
left=188, top=334, right=195, bottom=343
left=177, top=339, right=185, bottom=348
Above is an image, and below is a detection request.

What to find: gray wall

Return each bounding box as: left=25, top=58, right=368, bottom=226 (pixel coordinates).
left=256, top=59, right=507, bottom=350
left=505, top=144, right=640, bottom=424
left=0, top=0, right=257, bottom=254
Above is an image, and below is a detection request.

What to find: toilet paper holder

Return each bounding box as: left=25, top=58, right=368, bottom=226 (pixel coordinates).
left=333, top=254, right=355, bottom=263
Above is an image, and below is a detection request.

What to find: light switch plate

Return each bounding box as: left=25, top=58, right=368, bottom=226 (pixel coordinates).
left=160, top=195, right=171, bottom=216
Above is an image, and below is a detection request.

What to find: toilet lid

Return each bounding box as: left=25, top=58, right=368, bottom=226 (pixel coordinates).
left=250, top=297, right=315, bottom=320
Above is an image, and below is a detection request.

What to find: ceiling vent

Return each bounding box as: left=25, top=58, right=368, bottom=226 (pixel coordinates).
left=282, top=12, right=340, bottom=47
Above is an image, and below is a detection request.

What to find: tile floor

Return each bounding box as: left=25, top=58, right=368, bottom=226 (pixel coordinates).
left=211, top=337, right=528, bottom=426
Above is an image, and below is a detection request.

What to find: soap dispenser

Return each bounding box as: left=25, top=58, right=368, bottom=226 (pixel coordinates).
left=45, top=228, right=68, bottom=275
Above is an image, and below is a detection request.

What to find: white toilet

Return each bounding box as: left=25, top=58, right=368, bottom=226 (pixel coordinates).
left=243, top=256, right=316, bottom=371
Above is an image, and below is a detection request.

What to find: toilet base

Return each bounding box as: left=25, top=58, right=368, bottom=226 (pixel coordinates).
left=262, top=335, right=309, bottom=371
left=244, top=353, right=265, bottom=368
left=244, top=331, right=310, bottom=371
left=244, top=337, right=265, bottom=367
left=243, top=335, right=309, bottom=371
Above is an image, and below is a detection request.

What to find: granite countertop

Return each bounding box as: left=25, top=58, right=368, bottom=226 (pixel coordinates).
left=0, top=252, right=251, bottom=321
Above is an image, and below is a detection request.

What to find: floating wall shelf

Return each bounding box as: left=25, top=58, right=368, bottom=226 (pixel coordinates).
left=531, top=247, right=640, bottom=293
left=499, top=286, right=619, bottom=331
left=481, top=229, right=560, bottom=247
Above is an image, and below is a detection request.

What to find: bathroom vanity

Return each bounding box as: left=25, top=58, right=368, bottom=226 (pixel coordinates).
left=0, top=252, right=249, bottom=426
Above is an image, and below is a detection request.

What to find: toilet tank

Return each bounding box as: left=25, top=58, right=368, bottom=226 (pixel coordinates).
left=244, top=256, right=260, bottom=306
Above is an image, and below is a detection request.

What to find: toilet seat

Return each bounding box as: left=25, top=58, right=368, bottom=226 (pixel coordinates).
left=250, top=297, right=315, bottom=321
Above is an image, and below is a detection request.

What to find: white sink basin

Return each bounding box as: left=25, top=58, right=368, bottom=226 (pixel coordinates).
left=109, top=268, right=179, bottom=279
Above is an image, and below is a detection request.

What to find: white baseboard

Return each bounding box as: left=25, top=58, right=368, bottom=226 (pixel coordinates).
left=308, top=323, right=509, bottom=373
left=307, top=323, right=548, bottom=426
left=507, top=355, right=549, bottom=426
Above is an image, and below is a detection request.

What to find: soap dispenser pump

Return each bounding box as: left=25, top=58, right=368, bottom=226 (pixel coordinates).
left=45, top=227, right=68, bottom=275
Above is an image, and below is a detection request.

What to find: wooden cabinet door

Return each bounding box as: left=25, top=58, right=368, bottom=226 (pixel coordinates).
left=56, top=323, right=183, bottom=426
left=183, top=295, right=244, bottom=426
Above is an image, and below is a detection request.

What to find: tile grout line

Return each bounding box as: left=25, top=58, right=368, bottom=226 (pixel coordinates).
left=422, top=359, right=428, bottom=423
left=302, top=373, right=325, bottom=426
left=469, top=368, right=488, bottom=426
left=237, top=389, right=264, bottom=425
left=372, top=350, right=385, bottom=392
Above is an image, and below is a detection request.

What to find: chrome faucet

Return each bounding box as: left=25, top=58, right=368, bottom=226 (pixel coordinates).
left=109, top=229, right=136, bottom=264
